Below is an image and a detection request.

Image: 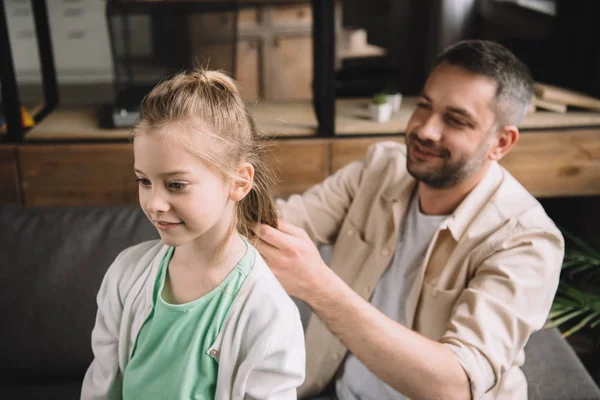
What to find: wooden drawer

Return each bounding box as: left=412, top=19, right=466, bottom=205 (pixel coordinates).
left=17, top=140, right=329, bottom=206
left=331, top=137, right=404, bottom=173
left=500, top=129, right=600, bottom=198
left=263, top=139, right=330, bottom=197
left=0, top=145, right=21, bottom=205
left=19, top=144, right=138, bottom=207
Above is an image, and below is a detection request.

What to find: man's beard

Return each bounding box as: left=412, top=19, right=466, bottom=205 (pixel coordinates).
left=406, top=132, right=489, bottom=189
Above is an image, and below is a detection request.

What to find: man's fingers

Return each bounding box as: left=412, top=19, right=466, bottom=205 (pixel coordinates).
left=254, top=238, right=275, bottom=262
left=257, top=223, right=293, bottom=250
left=277, top=219, right=311, bottom=240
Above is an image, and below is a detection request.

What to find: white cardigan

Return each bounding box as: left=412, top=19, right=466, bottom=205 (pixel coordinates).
left=81, top=240, right=306, bottom=400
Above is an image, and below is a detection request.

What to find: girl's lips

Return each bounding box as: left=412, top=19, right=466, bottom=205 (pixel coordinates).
left=156, top=221, right=182, bottom=231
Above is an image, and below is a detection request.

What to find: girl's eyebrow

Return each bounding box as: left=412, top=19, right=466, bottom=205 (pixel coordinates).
left=134, top=168, right=191, bottom=177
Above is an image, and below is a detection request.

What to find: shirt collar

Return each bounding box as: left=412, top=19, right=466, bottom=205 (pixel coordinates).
left=442, top=161, right=503, bottom=241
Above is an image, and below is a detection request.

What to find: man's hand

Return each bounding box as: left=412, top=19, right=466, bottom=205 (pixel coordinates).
left=255, top=219, right=331, bottom=301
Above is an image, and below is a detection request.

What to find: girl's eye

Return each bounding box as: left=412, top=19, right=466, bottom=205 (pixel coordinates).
left=168, top=182, right=186, bottom=190
left=136, top=178, right=151, bottom=187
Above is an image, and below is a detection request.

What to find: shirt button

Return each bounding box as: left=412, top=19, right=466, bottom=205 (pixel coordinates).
left=381, top=248, right=391, bottom=257
left=364, top=285, right=371, bottom=294
left=431, top=289, right=439, bottom=297
left=346, top=228, right=355, bottom=236
left=333, top=352, right=343, bottom=361
left=208, top=349, right=220, bottom=358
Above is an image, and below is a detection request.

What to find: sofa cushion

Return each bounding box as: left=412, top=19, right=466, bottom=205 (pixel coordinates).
left=0, top=382, right=82, bottom=400
left=523, top=327, right=600, bottom=400
left=0, top=205, right=158, bottom=384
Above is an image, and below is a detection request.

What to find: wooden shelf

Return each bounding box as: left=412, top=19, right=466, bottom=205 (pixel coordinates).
left=7, top=100, right=600, bottom=204
left=25, top=97, right=600, bottom=141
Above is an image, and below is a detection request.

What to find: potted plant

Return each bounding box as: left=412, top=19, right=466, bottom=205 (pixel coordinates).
left=369, top=93, right=392, bottom=123
left=544, top=228, right=600, bottom=337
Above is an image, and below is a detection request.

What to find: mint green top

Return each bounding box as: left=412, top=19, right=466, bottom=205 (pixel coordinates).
left=122, top=241, right=254, bottom=400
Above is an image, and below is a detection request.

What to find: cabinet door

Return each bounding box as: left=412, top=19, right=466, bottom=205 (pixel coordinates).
left=264, top=140, right=329, bottom=197
left=185, top=39, right=260, bottom=100
left=19, top=144, right=138, bottom=207
left=271, top=4, right=312, bottom=28
left=236, top=38, right=261, bottom=100
left=266, top=35, right=312, bottom=100
left=0, top=145, right=21, bottom=205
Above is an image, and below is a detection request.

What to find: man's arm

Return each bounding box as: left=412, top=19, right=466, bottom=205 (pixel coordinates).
left=256, top=220, right=470, bottom=400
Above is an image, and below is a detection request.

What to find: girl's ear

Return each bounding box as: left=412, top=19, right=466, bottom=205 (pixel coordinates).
left=229, top=162, right=254, bottom=202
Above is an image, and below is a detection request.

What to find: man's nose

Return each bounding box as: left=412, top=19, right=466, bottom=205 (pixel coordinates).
left=415, top=114, right=442, bottom=142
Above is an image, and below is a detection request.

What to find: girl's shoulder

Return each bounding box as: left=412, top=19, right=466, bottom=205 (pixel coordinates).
left=102, top=239, right=167, bottom=293
left=230, top=244, right=301, bottom=324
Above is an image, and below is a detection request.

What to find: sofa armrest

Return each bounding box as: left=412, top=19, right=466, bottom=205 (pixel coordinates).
left=523, top=328, right=600, bottom=400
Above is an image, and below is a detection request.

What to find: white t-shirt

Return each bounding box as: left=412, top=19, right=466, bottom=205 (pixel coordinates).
left=336, top=190, right=448, bottom=400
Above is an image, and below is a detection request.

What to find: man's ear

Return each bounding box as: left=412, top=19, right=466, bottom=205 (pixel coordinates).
left=489, top=125, right=519, bottom=161
left=229, top=162, right=254, bottom=202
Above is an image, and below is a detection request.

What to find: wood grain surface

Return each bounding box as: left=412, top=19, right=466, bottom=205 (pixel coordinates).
left=0, top=145, right=21, bottom=205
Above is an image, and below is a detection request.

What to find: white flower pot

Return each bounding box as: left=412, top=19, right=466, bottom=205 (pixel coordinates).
left=369, top=102, right=392, bottom=123
left=385, top=93, right=403, bottom=113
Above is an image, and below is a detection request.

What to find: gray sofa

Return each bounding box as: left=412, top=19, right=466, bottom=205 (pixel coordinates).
left=1, top=204, right=599, bottom=399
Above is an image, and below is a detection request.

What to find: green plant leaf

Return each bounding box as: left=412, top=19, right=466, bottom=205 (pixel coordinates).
left=561, top=227, right=600, bottom=260
left=544, top=309, right=587, bottom=329
left=562, top=313, right=600, bottom=337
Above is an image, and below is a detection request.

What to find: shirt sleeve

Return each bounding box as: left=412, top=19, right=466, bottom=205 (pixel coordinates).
left=276, top=157, right=365, bottom=245
left=440, top=224, right=564, bottom=399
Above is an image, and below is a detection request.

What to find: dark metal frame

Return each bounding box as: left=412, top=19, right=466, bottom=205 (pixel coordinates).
left=0, top=0, right=59, bottom=143
left=311, top=0, right=335, bottom=137
left=1, top=0, right=335, bottom=142
left=106, top=0, right=240, bottom=103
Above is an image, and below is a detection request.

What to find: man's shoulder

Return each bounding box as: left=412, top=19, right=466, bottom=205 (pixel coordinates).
left=473, top=166, right=561, bottom=239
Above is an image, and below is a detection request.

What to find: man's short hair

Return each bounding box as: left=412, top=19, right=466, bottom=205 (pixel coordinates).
left=434, top=40, right=534, bottom=127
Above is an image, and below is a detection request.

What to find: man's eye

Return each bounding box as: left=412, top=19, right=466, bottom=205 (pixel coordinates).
left=417, top=102, right=432, bottom=110
left=168, top=182, right=186, bottom=190
left=446, top=116, right=467, bottom=127
left=136, top=178, right=151, bottom=187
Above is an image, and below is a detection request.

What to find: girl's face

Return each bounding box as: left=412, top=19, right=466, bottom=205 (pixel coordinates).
left=133, top=131, right=234, bottom=248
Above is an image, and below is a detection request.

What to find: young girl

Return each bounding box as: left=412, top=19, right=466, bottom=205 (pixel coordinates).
left=81, top=70, right=305, bottom=399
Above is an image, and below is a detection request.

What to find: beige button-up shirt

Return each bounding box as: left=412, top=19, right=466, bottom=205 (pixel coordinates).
left=277, top=141, right=564, bottom=399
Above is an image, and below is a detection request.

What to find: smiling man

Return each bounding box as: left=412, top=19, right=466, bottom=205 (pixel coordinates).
left=256, top=40, right=564, bottom=399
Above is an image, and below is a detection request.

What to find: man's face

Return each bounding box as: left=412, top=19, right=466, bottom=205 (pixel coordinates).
left=405, top=62, right=499, bottom=189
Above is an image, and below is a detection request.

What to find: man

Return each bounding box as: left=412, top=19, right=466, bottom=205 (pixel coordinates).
left=256, top=40, right=564, bottom=399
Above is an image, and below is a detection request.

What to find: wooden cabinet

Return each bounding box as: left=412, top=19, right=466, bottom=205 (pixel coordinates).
left=236, top=38, right=261, bottom=101
left=237, top=3, right=314, bottom=101
left=11, top=140, right=330, bottom=206
left=18, top=144, right=138, bottom=207
left=266, top=35, right=313, bottom=101
left=0, top=145, right=21, bottom=205
left=266, top=139, right=329, bottom=196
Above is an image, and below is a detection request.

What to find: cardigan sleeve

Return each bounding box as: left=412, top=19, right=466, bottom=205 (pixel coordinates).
left=80, top=251, right=127, bottom=400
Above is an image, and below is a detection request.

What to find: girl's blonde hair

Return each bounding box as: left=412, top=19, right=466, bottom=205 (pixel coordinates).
left=131, top=69, right=278, bottom=241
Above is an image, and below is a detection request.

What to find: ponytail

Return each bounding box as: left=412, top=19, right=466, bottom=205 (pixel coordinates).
left=236, top=114, right=278, bottom=239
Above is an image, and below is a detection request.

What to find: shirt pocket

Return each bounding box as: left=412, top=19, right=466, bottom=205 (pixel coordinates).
left=330, top=221, right=374, bottom=284
left=415, top=280, right=464, bottom=340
